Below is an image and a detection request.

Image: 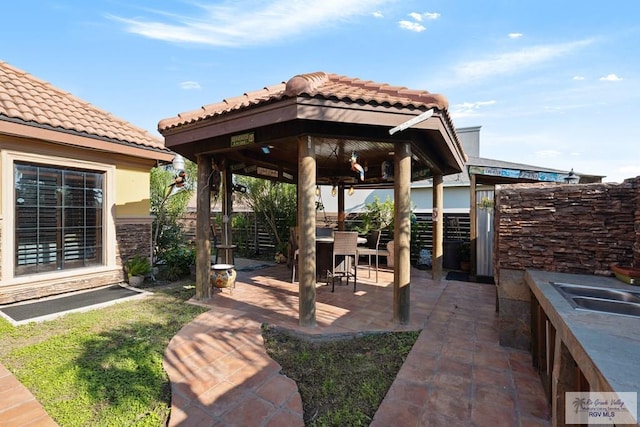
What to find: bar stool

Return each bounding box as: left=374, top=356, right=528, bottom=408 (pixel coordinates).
left=215, top=244, right=236, bottom=265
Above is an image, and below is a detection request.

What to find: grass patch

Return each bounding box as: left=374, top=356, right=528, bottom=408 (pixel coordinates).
left=0, top=281, right=207, bottom=427
left=262, top=325, right=420, bottom=426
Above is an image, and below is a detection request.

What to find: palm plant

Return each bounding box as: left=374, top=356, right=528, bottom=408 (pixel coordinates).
left=234, top=176, right=297, bottom=255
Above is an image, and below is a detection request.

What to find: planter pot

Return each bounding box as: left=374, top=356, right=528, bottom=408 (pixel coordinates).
left=211, top=264, right=237, bottom=293
left=460, top=260, right=471, bottom=272
left=386, top=240, right=394, bottom=268
left=610, top=263, right=640, bottom=285
left=128, top=275, right=144, bottom=287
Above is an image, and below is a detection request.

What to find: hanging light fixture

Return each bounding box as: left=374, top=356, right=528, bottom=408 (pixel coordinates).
left=168, top=154, right=187, bottom=189
left=316, top=186, right=321, bottom=196
left=348, top=186, right=355, bottom=196
left=331, top=185, right=337, bottom=197
left=172, top=154, right=185, bottom=172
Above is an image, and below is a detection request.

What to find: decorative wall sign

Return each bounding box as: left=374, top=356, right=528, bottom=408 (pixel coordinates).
left=412, top=166, right=431, bottom=180
left=230, top=132, right=255, bottom=147
left=257, top=167, right=278, bottom=178
left=468, top=166, right=565, bottom=183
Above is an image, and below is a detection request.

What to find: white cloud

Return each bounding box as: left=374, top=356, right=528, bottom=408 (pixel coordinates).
left=373, top=10, right=383, bottom=18
left=108, top=0, right=391, bottom=47
left=450, top=100, right=496, bottom=118
left=408, top=11, right=440, bottom=22
left=399, top=20, right=425, bottom=32
left=573, top=75, right=585, bottom=81
left=452, top=39, right=593, bottom=83
left=600, top=73, right=622, bottom=81
left=508, top=32, right=523, bottom=39
left=179, top=81, right=202, bottom=90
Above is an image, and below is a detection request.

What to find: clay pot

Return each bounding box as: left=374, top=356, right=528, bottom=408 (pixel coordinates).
left=211, top=264, right=237, bottom=290
left=610, top=263, right=640, bottom=285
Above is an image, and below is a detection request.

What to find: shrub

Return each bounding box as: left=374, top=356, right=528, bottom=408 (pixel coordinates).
left=355, top=196, right=394, bottom=236
left=157, top=245, right=195, bottom=281
left=457, top=241, right=471, bottom=262
left=125, top=254, right=151, bottom=278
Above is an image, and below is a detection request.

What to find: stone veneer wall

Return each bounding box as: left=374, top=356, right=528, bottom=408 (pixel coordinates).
left=115, top=222, right=153, bottom=266
left=494, top=178, right=640, bottom=350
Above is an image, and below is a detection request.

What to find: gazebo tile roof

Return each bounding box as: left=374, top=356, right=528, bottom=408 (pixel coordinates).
left=158, top=72, right=451, bottom=132
left=0, top=61, right=167, bottom=151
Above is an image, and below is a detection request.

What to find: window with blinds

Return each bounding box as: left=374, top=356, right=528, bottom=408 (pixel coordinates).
left=14, top=163, right=104, bottom=275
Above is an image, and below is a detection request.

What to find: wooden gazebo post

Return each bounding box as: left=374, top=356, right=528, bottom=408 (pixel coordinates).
left=432, top=173, right=444, bottom=280
left=220, top=161, right=234, bottom=264
left=469, top=172, right=477, bottom=278
left=393, top=141, right=412, bottom=324
left=298, top=136, right=317, bottom=327
left=195, top=154, right=212, bottom=300
left=337, top=183, right=345, bottom=231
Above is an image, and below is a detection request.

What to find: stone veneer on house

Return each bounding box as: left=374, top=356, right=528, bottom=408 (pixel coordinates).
left=115, top=222, right=153, bottom=266
left=494, top=177, right=640, bottom=350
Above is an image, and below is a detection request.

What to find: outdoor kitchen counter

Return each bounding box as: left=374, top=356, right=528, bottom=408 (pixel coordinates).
left=525, top=270, right=640, bottom=425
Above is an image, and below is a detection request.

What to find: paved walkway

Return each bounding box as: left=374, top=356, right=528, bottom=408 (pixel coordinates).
left=165, top=263, right=551, bottom=426
left=0, top=363, right=57, bottom=426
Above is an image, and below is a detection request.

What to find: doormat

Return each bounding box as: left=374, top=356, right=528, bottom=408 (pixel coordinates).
left=445, top=271, right=495, bottom=285
left=0, top=285, right=150, bottom=326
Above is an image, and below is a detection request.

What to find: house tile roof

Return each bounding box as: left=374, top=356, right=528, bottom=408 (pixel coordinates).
left=158, top=71, right=451, bottom=132
left=0, top=61, right=167, bottom=151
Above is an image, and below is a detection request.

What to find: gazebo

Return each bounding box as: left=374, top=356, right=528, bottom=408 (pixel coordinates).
left=158, top=72, right=466, bottom=326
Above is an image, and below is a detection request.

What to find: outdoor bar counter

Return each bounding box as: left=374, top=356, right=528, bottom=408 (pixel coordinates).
left=525, top=270, right=640, bottom=426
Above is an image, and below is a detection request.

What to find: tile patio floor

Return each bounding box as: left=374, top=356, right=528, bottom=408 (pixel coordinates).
left=164, top=262, right=551, bottom=426
left=0, top=260, right=551, bottom=426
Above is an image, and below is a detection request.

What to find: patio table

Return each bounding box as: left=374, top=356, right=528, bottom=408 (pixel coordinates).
left=316, top=236, right=367, bottom=281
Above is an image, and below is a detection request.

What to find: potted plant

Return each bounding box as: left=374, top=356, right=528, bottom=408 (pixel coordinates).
left=457, top=242, right=471, bottom=272
left=125, top=254, right=151, bottom=286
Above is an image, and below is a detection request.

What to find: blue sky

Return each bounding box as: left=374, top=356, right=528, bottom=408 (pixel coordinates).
left=3, top=0, right=639, bottom=182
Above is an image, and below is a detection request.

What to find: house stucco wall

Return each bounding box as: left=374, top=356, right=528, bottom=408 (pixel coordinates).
left=115, top=167, right=152, bottom=216
left=494, top=178, right=639, bottom=349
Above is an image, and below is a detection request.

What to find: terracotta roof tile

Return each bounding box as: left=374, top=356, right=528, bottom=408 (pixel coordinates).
left=159, top=72, right=451, bottom=132
left=0, top=61, right=166, bottom=151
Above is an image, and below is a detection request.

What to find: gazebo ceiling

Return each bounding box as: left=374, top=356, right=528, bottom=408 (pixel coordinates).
left=158, top=72, right=466, bottom=186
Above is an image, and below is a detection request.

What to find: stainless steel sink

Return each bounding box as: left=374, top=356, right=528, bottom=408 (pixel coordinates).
left=551, top=282, right=640, bottom=318
left=571, top=296, right=640, bottom=317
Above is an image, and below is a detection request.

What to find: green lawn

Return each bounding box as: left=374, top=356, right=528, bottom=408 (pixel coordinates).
left=0, top=282, right=207, bottom=427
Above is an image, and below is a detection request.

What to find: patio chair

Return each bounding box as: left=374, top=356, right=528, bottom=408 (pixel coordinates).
left=357, top=230, right=387, bottom=282
left=316, top=227, right=334, bottom=237
left=328, top=231, right=359, bottom=292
